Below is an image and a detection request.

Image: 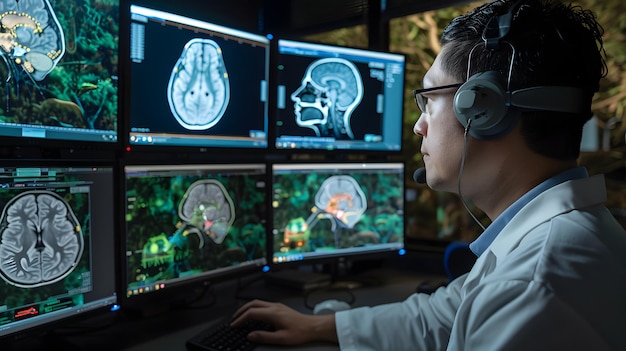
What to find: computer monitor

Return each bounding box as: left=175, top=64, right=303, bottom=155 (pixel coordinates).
left=127, top=5, right=270, bottom=152
left=0, top=163, right=118, bottom=341
left=274, top=39, right=405, bottom=153
left=122, top=163, right=268, bottom=311
left=0, top=0, right=120, bottom=150
left=271, top=162, right=405, bottom=266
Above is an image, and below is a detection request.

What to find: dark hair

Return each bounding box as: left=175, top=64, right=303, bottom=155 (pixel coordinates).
left=440, top=0, right=606, bottom=160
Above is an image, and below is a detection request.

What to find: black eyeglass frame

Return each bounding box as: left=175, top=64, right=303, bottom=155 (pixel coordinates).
left=413, top=83, right=463, bottom=113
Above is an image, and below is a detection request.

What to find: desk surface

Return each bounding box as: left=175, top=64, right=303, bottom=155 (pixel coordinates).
left=126, top=268, right=434, bottom=351
left=7, top=256, right=447, bottom=351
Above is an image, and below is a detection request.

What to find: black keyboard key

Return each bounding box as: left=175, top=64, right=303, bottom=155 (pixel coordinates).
left=186, top=319, right=274, bottom=351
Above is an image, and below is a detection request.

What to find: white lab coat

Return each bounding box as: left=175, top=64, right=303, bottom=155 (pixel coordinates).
left=336, top=175, right=626, bottom=351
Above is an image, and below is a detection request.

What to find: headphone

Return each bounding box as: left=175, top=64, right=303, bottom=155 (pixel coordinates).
left=453, top=1, right=587, bottom=140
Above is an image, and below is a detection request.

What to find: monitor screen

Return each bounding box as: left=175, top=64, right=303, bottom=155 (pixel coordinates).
left=271, top=162, right=405, bottom=265
left=127, top=5, right=270, bottom=151
left=123, top=163, right=268, bottom=302
left=274, top=39, right=405, bottom=152
left=0, top=0, right=119, bottom=147
left=0, top=164, right=117, bottom=340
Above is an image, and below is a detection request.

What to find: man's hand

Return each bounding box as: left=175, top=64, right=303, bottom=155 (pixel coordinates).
left=231, top=299, right=339, bottom=346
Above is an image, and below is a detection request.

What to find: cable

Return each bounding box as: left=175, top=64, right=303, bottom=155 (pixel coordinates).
left=458, top=118, right=487, bottom=231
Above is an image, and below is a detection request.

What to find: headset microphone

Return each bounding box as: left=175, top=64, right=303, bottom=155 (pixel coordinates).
left=413, top=167, right=427, bottom=184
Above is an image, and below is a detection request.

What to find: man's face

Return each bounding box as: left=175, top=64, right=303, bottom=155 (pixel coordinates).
left=413, top=50, right=467, bottom=193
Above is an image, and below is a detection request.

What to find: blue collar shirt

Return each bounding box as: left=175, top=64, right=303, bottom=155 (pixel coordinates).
left=469, top=167, right=589, bottom=257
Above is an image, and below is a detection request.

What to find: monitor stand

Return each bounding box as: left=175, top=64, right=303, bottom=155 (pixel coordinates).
left=264, top=269, right=332, bottom=291
left=265, top=258, right=386, bottom=292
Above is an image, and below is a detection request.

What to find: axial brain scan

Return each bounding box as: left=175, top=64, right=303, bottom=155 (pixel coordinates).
left=167, top=38, right=231, bottom=130
left=0, top=191, right=84, bottom=288
left=291, top=58, right=363, bottom=139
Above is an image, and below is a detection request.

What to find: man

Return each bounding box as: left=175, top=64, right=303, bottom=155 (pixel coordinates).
left=232, top=0, right=626, bottom=349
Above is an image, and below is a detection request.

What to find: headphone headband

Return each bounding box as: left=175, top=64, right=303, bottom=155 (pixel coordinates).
left=452, top=1, right=588, bottom=140
left=510, top=86, right=586, bottom=113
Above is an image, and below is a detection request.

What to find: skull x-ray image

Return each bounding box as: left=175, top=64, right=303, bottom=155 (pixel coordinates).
left=291, top=58, right=363, bottom=139
left=167, top=38, right=230, bottom=131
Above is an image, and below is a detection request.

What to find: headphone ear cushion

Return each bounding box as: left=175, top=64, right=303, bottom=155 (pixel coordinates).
left=453, top=71, right=513, bottom=139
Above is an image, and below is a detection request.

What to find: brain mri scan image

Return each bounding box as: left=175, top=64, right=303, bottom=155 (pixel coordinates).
left=291, top=58, right=363, bottom=139
left=0, top=191, right=84, bottom=288
left=178, top=179, right=235, bottom=245
left=0, top=0, right=66, bottom=82
left=167, top=38, right=231, bottom=130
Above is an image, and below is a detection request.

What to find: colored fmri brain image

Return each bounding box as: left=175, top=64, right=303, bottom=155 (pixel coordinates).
left=0, top=0, right=119, bottom=132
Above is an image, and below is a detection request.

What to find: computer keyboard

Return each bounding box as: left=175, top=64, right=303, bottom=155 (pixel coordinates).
left=186, top=319, right=274, bottom=351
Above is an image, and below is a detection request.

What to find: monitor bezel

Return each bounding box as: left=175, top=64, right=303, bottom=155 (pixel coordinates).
left=269, top=38, right=406, bottom=155
left=267, top=160, right=406, bottom=271
left=122, top=4, right=272, bottom=157
left=118, top=160, right=270, bottom=315
left=0, top=0, right=125, bottom=159
left=0, top=158, right=120, bottom=342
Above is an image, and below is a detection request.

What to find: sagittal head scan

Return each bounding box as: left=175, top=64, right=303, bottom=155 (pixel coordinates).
left=291, top=58, right=363, bottom=139
left=0, top=0, right=66, bottom=82
left=167, top=38, right=231, bottom=131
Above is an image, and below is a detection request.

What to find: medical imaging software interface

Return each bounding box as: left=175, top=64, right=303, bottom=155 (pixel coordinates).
left=271, top=163, right=405, bottom=264
left=0, top=0, right=120, bottom=144
left=123, top=164, right=267, bottom=298
left=274, top=40, right=405, bottom=152
left=128, top=5, right=270, bottom=149
left=0, top=166, right=117, bottom=338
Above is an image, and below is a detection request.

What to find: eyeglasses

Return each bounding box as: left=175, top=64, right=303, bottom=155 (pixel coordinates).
left=413, top=83, right=463, bottom=113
